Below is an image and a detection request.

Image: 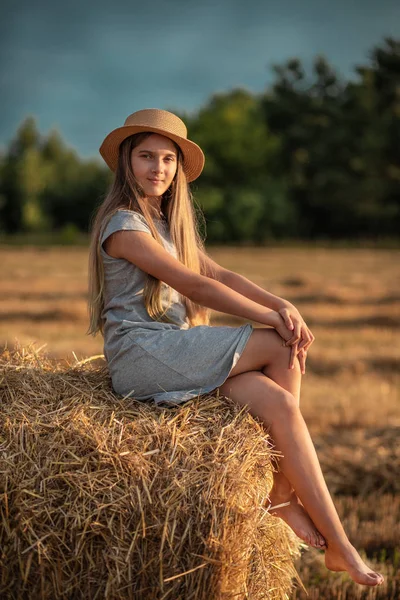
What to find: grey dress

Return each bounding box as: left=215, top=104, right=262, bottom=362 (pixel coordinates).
left=100, top=209, right=253, bottom=406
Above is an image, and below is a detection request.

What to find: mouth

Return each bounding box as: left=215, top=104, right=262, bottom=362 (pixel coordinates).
left=148, top=179, right=164, bottom=183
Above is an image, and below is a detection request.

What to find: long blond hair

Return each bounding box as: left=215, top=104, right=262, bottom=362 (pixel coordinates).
left=87, top=132, right=214, bottom=337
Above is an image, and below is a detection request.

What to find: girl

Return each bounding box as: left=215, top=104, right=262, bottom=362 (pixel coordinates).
left=87, top=108, right=383, bottom=587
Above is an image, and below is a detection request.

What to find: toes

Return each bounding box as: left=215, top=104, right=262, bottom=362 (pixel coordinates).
left=371, top=572, right=384, bottom=585
left=366, top=572, right=382, bottom=586
left=301, top=530, right=326, bottom=549
left=314, top=534, right=326, bottom=549
left=312, top=535, right=323, bottom=549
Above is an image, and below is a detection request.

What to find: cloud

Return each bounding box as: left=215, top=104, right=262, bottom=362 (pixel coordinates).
left=1, top=0, right=399, bottom=157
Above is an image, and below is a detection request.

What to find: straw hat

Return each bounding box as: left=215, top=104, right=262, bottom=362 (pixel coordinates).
left=99, top=108, right=205, bottom=182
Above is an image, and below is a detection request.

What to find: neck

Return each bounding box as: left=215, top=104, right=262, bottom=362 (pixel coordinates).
left=146, top=196, right=164, bottom=217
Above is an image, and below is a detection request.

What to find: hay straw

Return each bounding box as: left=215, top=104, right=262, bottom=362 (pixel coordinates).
left=0, top=342, right=303, bottom=599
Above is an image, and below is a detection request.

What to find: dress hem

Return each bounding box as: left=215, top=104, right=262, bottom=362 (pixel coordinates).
left=131, top=323, right=254, bottom=407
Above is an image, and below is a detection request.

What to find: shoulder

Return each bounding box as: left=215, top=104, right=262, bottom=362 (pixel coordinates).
left=100, top=209, right=154, bottom=257
left=111, top=208, right=149, bottom=226
left=101, top=209, right=151, bottom=238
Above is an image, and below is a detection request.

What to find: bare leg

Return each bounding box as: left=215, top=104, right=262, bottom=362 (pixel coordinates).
left=261, top=337, right=327, bottom=549
left=215, top=328, right=384, bottom=586
left=225, top=328, right=325, bottom=548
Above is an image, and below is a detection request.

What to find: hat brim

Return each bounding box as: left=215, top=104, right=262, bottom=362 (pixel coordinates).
left=99, top=125, right=204, bottom=182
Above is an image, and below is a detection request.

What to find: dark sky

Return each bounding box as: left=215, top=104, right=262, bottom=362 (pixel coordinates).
left=1, top=0, right=399, bottom=162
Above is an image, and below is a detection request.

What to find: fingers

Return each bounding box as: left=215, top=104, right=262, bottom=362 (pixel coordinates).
left=276, top=309, right=314, bottom=374
left=287, top=321, right=301, bottom=369
left=297, top=327, right=315, bottom=353
left=287, top=324, right=315, bottom=353
left=275, top=313, right=295, bottom=345
left=289, top=342, right=298, bottom=370
left=298, top=348, right=307, bottom=375
left=288, top=347, right=307, bottom=374
left=279, top=308, right=294, bottom=331
left=285, top=320, right=302, bottom=348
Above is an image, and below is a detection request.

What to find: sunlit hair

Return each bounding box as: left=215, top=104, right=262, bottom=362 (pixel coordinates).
left=87, top=132, right=214, bottom=337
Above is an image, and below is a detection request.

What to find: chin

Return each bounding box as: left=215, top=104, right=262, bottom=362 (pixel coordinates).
left=144, top=186, right=167, bottom=197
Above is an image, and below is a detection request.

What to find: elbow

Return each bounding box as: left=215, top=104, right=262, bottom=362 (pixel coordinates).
left=219, top=268, right=231, bottom=286
left=188, top=275, right=213, bottom=305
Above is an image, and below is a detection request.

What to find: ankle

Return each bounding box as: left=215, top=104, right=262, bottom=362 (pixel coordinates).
left=326, top=538, right=354, bottom=554
left=270, top=483, right=293, bottom=502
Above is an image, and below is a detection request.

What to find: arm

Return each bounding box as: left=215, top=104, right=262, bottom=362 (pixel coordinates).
left=198, top=249, right=229, bottom=282
left=190, top=277, right=283, bottom=329
left=199, top=250, right=293, bottom=316
left=221, top=270, right=287, bottom=312
left=109, top=230, right=285, bottom=330
left=199, top=250, right=289, bottom=311
left=200, top=254, right=314, bottom=373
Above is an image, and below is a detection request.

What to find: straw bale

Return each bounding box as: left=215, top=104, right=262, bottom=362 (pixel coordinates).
left=0, top=343, right=303, bottom=599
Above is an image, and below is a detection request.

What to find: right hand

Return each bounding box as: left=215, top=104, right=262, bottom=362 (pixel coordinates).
left=268, top=310, right=294, bottom=343
left=268, top=311, right=308, bottom=374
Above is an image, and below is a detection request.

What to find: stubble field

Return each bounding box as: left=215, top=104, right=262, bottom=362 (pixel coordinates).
left=1, top=244, right=399, bottom=599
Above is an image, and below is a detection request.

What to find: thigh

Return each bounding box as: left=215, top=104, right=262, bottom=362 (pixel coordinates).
left=227, top=327, right=290, bottom=379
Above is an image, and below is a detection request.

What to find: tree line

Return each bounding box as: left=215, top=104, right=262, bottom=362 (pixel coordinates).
left=0, top=37, right=399, bottom=243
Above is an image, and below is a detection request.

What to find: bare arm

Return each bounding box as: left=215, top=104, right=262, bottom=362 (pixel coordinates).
left=199, top=254, right=314, bottom=373
left=221, top=270, right=288, bottom=312
left=198, top=251, right=288, bottom=313
left=191, top=277, right=281, bottom=328
left=107, top=230, right=282, bottom=329
left=196, top=249, right=284, bottom=326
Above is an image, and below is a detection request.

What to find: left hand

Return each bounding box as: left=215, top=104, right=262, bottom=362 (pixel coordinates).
left=277, top=301, right=315, bottom=374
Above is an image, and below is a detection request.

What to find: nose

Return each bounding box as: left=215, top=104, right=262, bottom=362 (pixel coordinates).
left=152, top=158, right=164, bottom=174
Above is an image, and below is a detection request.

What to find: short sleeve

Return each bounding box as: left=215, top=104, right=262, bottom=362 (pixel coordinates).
left=100, top=210, right=151, bottom=250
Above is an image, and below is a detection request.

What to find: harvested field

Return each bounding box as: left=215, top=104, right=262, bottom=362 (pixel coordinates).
left=1, top=244, right=399, bottom=598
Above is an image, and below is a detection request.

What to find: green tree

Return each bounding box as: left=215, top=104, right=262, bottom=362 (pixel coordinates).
left=349, top=37, right=400, bottom=235
left=0, top=117, right=44, bottom=232
left=181, top=89, right=290, bottom=241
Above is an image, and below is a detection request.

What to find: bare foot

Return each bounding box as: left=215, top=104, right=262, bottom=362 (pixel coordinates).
left=267, top=490, right=326, bottom=550
left=325, top=543, right=384, bottom=586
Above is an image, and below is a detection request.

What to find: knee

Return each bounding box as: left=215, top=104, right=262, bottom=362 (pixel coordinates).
left=271, top=389, right=299, bottom=418
left=266, top=331, right=304, bottom=376
left=267, top=330, right=294, bottom=366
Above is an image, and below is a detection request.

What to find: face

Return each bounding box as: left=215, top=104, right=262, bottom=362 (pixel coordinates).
left=130, top=134, right=178, bottom=198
